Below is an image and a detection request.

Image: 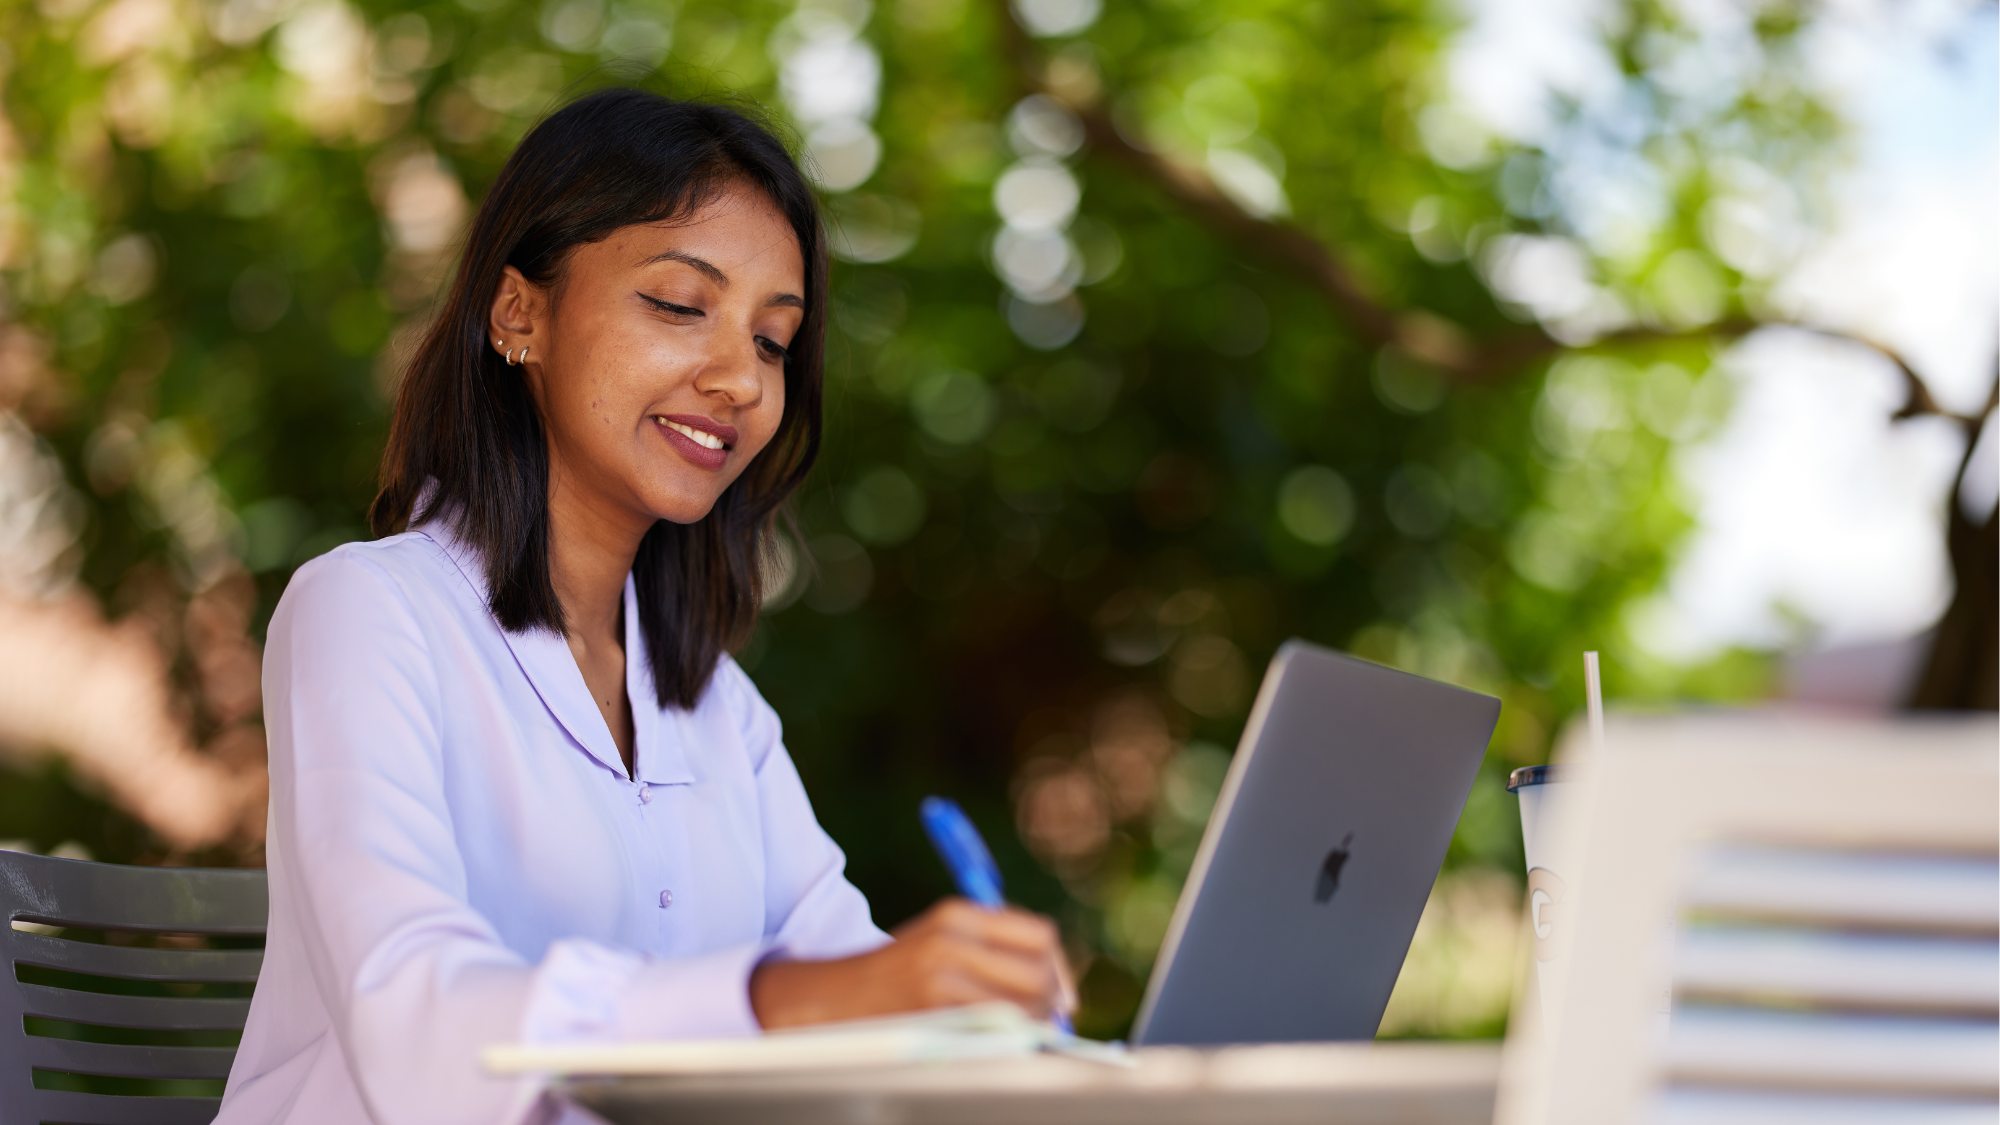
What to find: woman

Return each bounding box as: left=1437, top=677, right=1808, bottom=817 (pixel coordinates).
left=217, top=89, right=1071, bottom=1125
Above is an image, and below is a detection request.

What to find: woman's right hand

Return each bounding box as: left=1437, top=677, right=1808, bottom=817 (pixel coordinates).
left=749, top=898, right=1075, bottom=1030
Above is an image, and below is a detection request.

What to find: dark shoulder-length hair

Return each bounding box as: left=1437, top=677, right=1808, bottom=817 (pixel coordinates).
left=370, top=88, right=826, bottom=710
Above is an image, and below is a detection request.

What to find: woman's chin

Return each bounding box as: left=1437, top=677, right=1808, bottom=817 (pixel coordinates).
left=635, top=485, right=726, bottom=527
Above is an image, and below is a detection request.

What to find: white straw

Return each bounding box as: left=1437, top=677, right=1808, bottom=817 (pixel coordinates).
left=1583, top=651, right=1605, bottom=755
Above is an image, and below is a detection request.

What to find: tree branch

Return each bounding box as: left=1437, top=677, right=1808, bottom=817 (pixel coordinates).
left=988, top=5, right=1485, bottom=373
left=1784, top=325, right=1990, bottom=432
left=991, top=1, right=1962, bottom=413
left=1066, top=104, right=1406, bottom=349
left=991, top=4, right=1999, bottom=708
left=1904, top=356, right=1999, bottom=711
left=1586, top=318, right=1980, bottom=430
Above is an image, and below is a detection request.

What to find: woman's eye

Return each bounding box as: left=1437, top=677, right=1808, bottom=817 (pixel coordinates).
left=639, top=293, right=701, bottom=317
left=756, top=337, right=791, bottom=364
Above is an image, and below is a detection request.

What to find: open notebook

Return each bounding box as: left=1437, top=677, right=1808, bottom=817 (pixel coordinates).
left=483, top=1002, right=1128, bottom=1076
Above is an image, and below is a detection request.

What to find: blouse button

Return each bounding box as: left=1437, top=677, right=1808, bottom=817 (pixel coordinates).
left=658, top=889, right=673, bottom=909
left=638, top=786, right=652, bottom=805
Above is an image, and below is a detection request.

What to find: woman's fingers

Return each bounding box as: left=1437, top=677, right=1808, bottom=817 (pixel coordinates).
left=911, top=899, right=1061, bottom=955
left=933, top=934, right=1058, bottom=1010
left=1054, top=944, right=1079, bottom=1016
left=755, top=898, right=1074, bottom=1028
left=897, top=898, right=1068, bottom=1016
left=921, top=961, right=1049, bottom=1013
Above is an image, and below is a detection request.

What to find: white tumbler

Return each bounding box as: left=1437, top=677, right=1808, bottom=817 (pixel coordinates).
left=1508, top=764, right=1572, bottom=1025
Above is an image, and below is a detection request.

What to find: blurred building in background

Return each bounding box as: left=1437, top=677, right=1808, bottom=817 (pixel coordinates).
left=0, top=0, right=1990, bottom=1038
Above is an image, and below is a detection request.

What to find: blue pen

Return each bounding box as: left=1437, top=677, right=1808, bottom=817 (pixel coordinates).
left=919, top=795, right=1074, bottom=1035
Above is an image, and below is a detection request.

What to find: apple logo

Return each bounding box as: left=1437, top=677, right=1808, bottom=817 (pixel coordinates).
left=1315, top=833, right=1355, bottom=903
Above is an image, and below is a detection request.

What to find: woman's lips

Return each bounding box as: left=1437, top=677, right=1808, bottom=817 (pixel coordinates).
left=653, top=414, right=732, bottom=470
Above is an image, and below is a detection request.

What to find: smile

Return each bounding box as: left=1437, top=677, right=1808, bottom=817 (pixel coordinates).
left=655, top=417, right=729, bottom=451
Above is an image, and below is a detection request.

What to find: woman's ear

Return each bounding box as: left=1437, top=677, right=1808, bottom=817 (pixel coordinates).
left=487, top=265, right=547, bottom=368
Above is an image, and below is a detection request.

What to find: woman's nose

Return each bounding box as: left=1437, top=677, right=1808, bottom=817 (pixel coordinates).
left=695, top=331, right=765, bottom=406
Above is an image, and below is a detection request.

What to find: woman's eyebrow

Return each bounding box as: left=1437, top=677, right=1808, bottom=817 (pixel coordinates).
left=643, top=250, right=728, bottom=285
left=643, top=250, right=804, bottom=309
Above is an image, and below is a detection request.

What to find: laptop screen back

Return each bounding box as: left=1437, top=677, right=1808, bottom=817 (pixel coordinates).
left=1132, top=640, right=1501, bottom=1045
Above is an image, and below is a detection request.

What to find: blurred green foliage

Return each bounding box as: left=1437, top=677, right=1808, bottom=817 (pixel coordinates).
left=0, top=0, right=1837, bottom=1038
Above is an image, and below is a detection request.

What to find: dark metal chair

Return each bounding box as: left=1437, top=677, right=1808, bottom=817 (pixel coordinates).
left=0, top=850, right=266, bottom=1125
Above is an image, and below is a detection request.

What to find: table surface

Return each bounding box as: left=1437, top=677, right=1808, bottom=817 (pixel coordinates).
left=566, top=1040, right=1501, bottom=1125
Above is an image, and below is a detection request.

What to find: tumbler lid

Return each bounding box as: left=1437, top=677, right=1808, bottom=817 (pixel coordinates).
left=1506, top=764, right=1561, bottom=792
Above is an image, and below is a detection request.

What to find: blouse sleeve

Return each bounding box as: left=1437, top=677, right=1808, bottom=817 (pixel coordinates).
left=262, top=552, right=829, bottom=1125
left=719, top=657, right=891, bottom=961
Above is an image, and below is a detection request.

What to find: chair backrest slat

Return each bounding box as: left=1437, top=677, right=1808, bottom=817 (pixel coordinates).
left=10, top=929, right=264, bottom=982
left=23, top=1036, right=238, bottom=1081
left=18, top=983, right=251, bottom=1031
left=1495, top=717, right=1998, bottom=1125
left=1, top=850, right=269, bottom=1125
left=35, top=1091, right=223, bottom=1125
left=4, top=855, right=265, bottom=935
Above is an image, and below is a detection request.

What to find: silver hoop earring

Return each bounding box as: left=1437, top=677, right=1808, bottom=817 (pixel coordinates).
left=518, top=345, right=530, bottom=365
left=505, top=348, right=518, bottom=366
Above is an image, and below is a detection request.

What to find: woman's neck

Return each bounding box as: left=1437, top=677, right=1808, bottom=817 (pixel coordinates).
left=545, top=474, right=649, bottom=647
left=545, top=470, right=648, bottom=775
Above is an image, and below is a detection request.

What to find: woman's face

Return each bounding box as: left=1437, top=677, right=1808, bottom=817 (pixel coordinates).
left=490, top=182, right=805, bottom=531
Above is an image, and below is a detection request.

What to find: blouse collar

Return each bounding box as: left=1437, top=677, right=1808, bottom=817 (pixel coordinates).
left=415, top=511, right=695, bottom=787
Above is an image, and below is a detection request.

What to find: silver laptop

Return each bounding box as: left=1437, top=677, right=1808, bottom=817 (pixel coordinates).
left=1132, top=639, right=1501, bottom=1045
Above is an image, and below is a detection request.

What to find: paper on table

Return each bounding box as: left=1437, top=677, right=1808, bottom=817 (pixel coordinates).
left=483, top=1002, right=1128, bottom=1076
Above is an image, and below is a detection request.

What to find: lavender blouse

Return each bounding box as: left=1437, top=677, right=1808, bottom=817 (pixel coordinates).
left=214, top=521, right=886, bottom=1125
